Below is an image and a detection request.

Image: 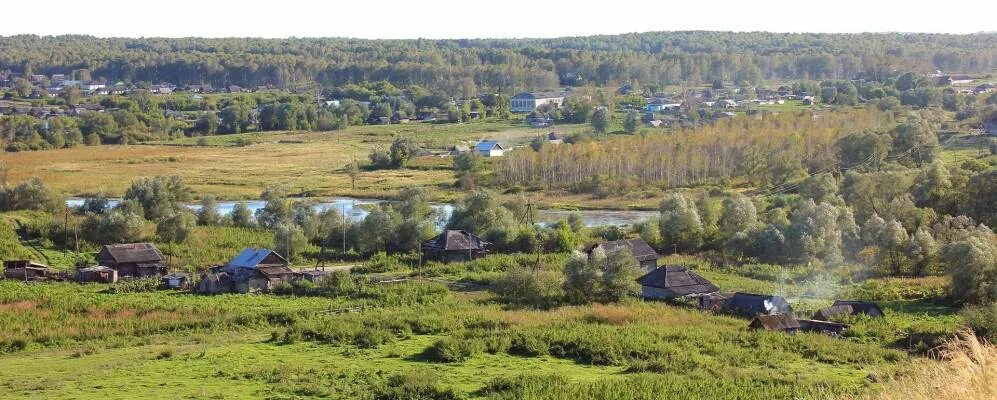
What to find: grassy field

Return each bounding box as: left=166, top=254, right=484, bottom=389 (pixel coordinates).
left=1, top=120, right=588, bottom=200
left=0, top=253, right=966, bottom=400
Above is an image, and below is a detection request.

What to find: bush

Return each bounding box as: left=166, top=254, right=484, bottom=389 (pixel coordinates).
left=490, top=267, right=563, bottom=308
left=353, top=252, right=407, bottom=274
left=105, top=278, right=161, bottom=294
left=424, top=336, right=483, bottom=363
left=962, top=303, right=997, bottom=343
left=373, top=371, right=463, bottom=400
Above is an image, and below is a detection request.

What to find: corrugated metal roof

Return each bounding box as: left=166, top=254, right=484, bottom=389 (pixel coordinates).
left=227, top=247, right=283, bottom=269
left=476, top=141, right=502, bottom=151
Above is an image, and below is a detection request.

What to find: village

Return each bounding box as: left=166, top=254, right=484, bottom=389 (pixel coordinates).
left=1, top=231, right=886, bottom=338
left=4, top=70, right=996, bottom=134
left=0, top=27, right=995, bottom=400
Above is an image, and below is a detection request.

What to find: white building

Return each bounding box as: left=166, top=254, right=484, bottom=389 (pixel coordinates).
left=476, top=141, right=504, bottom=157
left=510, top=91, right=567, bottom=113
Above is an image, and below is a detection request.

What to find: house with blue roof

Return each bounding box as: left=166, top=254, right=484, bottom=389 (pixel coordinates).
left=195, top=248, right=296, bottom=294
left=227, top=247, right=289, bottom=269
left=476, top=141, right=504, bottom=157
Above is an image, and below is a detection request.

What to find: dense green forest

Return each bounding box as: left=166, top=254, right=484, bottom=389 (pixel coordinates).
left=2, top=32, right=995, bottom=93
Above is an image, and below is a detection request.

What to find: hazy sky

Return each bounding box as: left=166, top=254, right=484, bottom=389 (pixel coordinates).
left=2, top=0, right=994, bottom=38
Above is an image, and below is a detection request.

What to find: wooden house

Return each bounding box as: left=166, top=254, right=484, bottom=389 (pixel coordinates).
left=636, top=265, right=718, bottom=300
left=196, top=248, right=295, bottom=294
left=748, top=313, right=801, bottom=334
left=97, top=243, right=166, bottom=278
left=586, top=239, right=659, bottom=271
left=422, top=230, right=490, bottom=263
left=2, top=260, right=49, bottom=281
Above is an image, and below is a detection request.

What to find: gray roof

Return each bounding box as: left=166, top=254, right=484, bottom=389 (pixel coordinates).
left=812, top=305, right=854, bottom=321
left=749, top=313, right=800, bottom=331
left=588, top=239, right=658, bottom=262
left=512, top=91, right=568, bottom=100
left=423, top=230, right=490, bottom=251
left=831, top=300, right=884, bottom=318
left=100, top=243, right=163, bottom=264
left=636, top=265, right=718, bottom=296
left=727, top=292, right=793, bottom=316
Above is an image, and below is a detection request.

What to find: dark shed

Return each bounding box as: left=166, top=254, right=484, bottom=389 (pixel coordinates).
left=3, top=260, right=49, bottom=281
left=422, top=230, right=491, bottom=263
left=96, top=243, right=166, bottom=278
left=725, top=292, right=793, bottom=317
left=748, top=313, right=801, bottom=334
left=831, top=300, right=884, bottom=318
left=587, top=239, right=659, bottom=271
left=636, top=265, right=718, bottom=300
left=812, top=305, right=854, bottom=321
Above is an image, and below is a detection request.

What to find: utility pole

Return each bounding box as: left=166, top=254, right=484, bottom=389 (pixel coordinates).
left=341, top=203, right=347, bottom=255
left=63, top=205, right=69, bottom=254
left=521, top=199, right=541, bottom=272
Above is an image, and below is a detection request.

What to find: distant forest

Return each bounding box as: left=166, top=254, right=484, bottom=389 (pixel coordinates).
left=1, top=32, right=995, bottom=94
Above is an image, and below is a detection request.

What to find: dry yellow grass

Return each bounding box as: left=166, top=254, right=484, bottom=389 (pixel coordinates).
left=0, top=122, right=553, bottom=199
left=842, top=330, right=996, bottom=400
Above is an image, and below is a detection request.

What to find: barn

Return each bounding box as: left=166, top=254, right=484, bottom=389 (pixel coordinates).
left=422, top=230, right=491, bottom=263
left=636, top=265, right=718, bottom=300
left=96, top=243, right=166, bottom=278
left=587, top=239, right=659, bottom=271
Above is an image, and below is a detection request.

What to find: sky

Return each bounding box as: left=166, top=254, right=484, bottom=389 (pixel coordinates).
left=1, top=0, right=994, bottom=39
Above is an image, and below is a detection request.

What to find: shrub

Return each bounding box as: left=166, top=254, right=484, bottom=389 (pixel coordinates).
left=962, top=303, right=997, bottom=343
left=424, top=336, right=483, bottom=363
left=353, top=252, right=407, bottom=274
left=373, top=371, right=463, bottom=400
left=105, top=278, right=161, bottom=294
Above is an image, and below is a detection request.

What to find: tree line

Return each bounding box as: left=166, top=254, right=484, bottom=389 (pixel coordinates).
left=2, top=32, right=994, bottom=95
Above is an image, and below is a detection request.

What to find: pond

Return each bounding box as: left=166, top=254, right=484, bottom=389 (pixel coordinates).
left=65, top=197, right=657, bottom=228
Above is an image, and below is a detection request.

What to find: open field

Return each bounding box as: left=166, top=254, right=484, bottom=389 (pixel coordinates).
left=1, top=120, right=589, bottom=200
left=0, top=251, right=967, bottom=400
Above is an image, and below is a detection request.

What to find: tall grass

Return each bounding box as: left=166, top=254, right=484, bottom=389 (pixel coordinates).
left=845, top=331, right=996, bottom=400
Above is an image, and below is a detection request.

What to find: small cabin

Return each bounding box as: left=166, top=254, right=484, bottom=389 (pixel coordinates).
left=96, top=243, right=166, bottom=278
left=196, top=248, right=295, bottom=294
left=422, top=230, right=491, bottom=263
left=587, top=239, right=659, bottom=272
left=636, top=265, right=718, bottom=300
